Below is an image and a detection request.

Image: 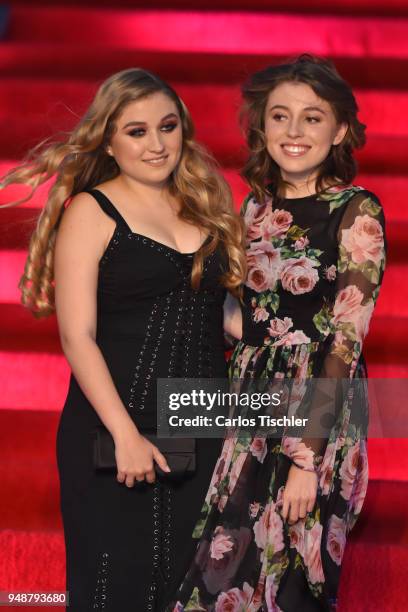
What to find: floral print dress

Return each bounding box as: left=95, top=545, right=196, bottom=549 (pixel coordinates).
left=168, top=186, right=386, bottom=612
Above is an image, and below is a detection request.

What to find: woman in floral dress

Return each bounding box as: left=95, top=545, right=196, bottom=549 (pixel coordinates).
left=168, top=55, right=386, bottom=611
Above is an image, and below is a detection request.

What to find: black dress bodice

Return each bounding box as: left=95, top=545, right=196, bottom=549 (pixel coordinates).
left=63, top=189, right=227, bottom=430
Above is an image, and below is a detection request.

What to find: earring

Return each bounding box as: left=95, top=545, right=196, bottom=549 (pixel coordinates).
left=106, top=147, right=113, bottom=156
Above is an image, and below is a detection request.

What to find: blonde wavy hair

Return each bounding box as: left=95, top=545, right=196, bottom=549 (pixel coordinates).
left=1, top=68, right=246, bottom=317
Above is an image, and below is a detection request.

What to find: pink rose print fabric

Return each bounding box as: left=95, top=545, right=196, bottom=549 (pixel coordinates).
left=167, top=187, right=386, bottom=612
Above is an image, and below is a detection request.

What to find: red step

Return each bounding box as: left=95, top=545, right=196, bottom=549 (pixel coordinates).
left=1, top=45, right=408, bottom=91
left=1, top=167, right=408, bottom=223
left=115, top=263, right=381, bottom=319
left=368, top=439, right=408, bottom=481
left=1, top=249, right=405, bottom=312
left=0, top=529, right=64, bottom=593
left=368, top=364, right=408, bottom=377
left=0, top=304, right=59, bottom=353
left=365, top=316, right=408, bottom=362
left=0, top=409, right=406, bottom=530
left=2, top=348, right=406, bottom=411
left=1, top=195, right=405, bottom=263
left=0, top=410, right=61, bottom=531
left=0, top=298, right=406, bottom=362
left=0, top=351, right=69, bottom=412
left=0, top=80, right=407, bottom=170
left=1, top=211, right=405, bottom=263
left=7, top=8, right=408, bottom=61
left=338, top=540, right=408, bottom=611
left=373, top=265, right=408, bottom=318
left=8, top=0, right=408, bottom=16
left=0, top=82, right=408, bottom=137
left=0, top=520, right=407, bottom=611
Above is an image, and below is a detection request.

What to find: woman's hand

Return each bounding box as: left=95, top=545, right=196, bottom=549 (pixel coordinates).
left=281, top=464, right=318, bottom=524
left=113, top=429, right=171, bottom=487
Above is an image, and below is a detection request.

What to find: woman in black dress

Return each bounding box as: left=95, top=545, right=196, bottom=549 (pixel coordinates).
left=169, top=56, right=386, bottom=611
left=1, top=69, right=245, bottom=610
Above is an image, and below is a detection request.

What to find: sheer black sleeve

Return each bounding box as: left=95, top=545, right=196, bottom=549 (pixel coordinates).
left=280, top=191, right=387, bottom=472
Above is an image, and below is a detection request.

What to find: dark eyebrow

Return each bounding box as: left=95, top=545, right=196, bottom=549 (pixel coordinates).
left=268, top=104, right=326, bottom=115
left=123, top=113, right=179, bottom=129
left=304, top=106, right=326, bottom=114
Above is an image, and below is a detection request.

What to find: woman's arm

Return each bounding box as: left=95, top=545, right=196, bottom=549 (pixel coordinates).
left=281, top=191, right=386, bottom=523
left=222, top=191, right=252, bottom=341
left=54, top=193, right=170, bottom=486
left=223, top=292, right=243, bottom=340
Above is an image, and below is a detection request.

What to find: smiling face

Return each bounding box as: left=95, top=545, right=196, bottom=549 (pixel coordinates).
left=264, top=81, right=348, bottom=192
left=107, top=91, right=183, bottom=188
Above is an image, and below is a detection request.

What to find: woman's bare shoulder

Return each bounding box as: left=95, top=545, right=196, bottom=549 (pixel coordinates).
left=57, top=192, right=113, bottom=258
left=60, top=191, right=114, bottom=232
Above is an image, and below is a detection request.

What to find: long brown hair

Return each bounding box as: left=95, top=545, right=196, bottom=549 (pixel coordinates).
left=1, top=68, right=246, bottom=316
left=241, top=54, right=366, bottom=204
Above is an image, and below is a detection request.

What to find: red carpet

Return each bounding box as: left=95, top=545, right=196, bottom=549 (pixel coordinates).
left=1, top=1, right=407, bottom=610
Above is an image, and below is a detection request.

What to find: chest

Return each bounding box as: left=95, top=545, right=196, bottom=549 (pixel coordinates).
left=114, top=201, right=205, bottom=255
left=245, top=202, right=341, bottom=280
left=97, top=230, right=226, bottom=304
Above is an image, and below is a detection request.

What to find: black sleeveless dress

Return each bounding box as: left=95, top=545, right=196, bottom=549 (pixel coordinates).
left=56, top=189, right=226, bottom=611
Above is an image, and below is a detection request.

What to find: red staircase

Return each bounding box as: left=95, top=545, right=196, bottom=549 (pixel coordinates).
left=1, top=2, right=407, bottom=610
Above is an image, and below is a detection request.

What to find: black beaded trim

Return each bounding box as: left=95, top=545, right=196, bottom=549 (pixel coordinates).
left=166, top=251, right=214, bottom=380
left=167, top=287, right=193, bottom=379
left=146, top=483, right=172, bottom=611
left=127, top=294, right=173, bottom=412
left=197, top=289, right=216, bottom=378
left=127, top=233, right=193, bottom=412
left=126, top=232, right=192, bottom=275
left=99, top=229, right=122, bottom=268
left=161, top=486, right=172, bottom=584
left=196, top=252, right=216, bottom=378
left=93, top=552, right=109, bottom=609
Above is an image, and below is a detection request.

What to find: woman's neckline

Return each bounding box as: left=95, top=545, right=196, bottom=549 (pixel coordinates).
left=268, top=182, right=351, bottom=204
left=92, top=188, right=210, bottom=256
left=130, top=231, right=211, bottom=256
left=282, top=193, right=318, bottom=203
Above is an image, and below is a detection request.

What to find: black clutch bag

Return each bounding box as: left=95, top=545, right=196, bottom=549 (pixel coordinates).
left=91, top=426, right=196, bottom=480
